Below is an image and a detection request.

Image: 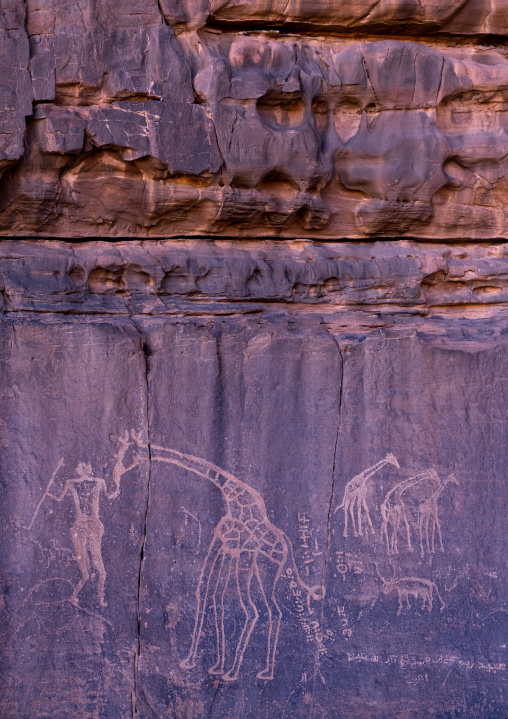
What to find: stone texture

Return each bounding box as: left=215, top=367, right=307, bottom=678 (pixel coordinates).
left=2, top=0, right=508, bottom=716
left=0, top=1, right=32, bottom=178
left=162, top=0, right=508, bottom=35
left=1, top=240, right=508, bottom=717
left=2, top=1, right=508, bottom=237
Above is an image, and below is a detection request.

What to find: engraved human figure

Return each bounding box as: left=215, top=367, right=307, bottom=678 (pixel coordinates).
left=380, top=469, right=439, bottom=555
left=145, top=444, right=325, bottom=682
left=336, top=454, right=400, bottom=538
left=32, top=431, right=142, bottom=607
left=373, top=565, right=445, bottom=616
left=417, top=475, right=459, bottom=557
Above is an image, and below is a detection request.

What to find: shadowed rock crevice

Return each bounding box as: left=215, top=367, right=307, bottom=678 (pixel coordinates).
left=3, top=9, right=508, bottom=238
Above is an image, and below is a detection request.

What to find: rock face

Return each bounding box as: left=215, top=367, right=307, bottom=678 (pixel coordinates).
left=1, top=240, right=508, bottom=718
left=2, top=2, right=508, bottom=718
left=162, top=0, right=508, bottom=34
left=1, top=2, right=508, bottom=237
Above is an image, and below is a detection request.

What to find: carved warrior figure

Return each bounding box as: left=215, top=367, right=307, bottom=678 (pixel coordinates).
left=28, top=431, right=142, bottom=607
left=147, top=444, right=325, bottom=682
left=380, top=470, right=439, bottom=555
left=417, top=475, right=459, bottom=557
left=337, top=454, right=400, bottom=538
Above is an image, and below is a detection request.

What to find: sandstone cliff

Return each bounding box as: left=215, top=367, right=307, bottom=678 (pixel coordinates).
left=1, top=3, right=508, bottom=719
left=1, top=1, right=508, bottom=237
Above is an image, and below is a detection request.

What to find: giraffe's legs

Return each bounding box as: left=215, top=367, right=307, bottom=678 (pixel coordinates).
left=401, top=504, right=413, bottom=552
left=254, top=555, right=283, bottom=680
left=180, top=536, right=222, bottom=670
left=418, top=512, right=424, bottom=557
left=435, top=511, right=444, bottom=552
left=381, top=516, right=390, bottom=554
left=209, top=551, right=233, bottom=676
left=343, top=501, right=349, bottom=538
left=427, top=513, right=434, bottom=554
left=223, top=551, right=258, bottom=681
left=391, top=511, right=400, bottom=554
left=423, top=513, right=430, bottom=554
left=348, top=500, right=358, bottom=537
left=356, top=495, right=363, bottom=537
left=362, top=496, right=375, bottom=535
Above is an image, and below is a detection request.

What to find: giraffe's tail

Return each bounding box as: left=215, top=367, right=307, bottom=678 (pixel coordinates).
left=334, top=494, right=347, bottom=514
left=282, top=531, right=325, bottom=614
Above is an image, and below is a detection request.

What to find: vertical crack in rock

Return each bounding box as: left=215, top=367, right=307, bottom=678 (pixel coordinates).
left=308, top=319, right=344, bottom=707
left=132, top=320, right=153, bottom=719
left=321, top=320, right=344, bottom=582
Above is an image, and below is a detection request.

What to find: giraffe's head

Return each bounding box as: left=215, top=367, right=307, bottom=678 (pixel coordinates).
left=445, top=474, right=459, bottom=487
left=385, top=453, right=400, bottom=470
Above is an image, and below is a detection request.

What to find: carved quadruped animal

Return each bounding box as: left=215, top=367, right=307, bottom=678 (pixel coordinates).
left=373, top=564, right=445, bottom=617
left=380, top=469, right=439, bottom=555
left=336, top=454, right=400, bottom=538
left=417, top=475, right=459, bottom=557
left=141, top=442, right=325, bottom=682
left=25, top=430, right=143, bottom=608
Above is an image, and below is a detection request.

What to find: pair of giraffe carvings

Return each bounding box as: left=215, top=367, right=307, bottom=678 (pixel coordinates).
left=26, top=434, right=457, bottom=683
left=336, top=453, right=459, bottom=558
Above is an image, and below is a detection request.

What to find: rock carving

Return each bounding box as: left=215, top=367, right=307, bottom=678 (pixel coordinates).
left=417, top=475, right=459, bottom=557
left=336, top=454, right=400, bottom=538
left=373, top=565, right=446, bottom=616
left=26, top=431, right=142, bottom=607
left=147, top=444, right=325, bottom=681
left=380, top=470, right=439, bottom=555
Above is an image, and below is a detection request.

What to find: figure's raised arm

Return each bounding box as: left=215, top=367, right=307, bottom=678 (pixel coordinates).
left=47, top=480, right=71, bottom=502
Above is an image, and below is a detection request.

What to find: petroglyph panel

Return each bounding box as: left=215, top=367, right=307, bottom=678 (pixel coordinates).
left=1, top=243, right=508, bottom=718
left=0, top=319, right=149, bottom=718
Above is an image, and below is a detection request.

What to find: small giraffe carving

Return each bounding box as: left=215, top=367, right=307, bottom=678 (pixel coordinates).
left=144, top=444, right=325, bottom=682
left=380, top=469, right=438, bottom=555
left=418, top=475, right=459, bottom=557
left=336, top=454, right=400, bottom=538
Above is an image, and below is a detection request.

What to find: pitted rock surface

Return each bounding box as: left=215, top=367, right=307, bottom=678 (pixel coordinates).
left=1, top=2, right=508, bottom=237
left=2, top=1, right=508, bottom=718
left=1, top=240, right=508, bottom=718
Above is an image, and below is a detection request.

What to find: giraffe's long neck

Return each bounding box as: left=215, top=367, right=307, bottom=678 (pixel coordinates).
left=359, top=457, right=391, bottom=484
left=385, top=471, right=432, bottom=501
left=149, top=446, right=262, bottom=503
left=431, top=479, right=452, bottom=501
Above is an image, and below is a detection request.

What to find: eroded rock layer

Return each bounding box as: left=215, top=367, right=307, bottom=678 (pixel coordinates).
left=1, top=240, right=508, bottom=718
left=1, top=0, right=508, bottom=237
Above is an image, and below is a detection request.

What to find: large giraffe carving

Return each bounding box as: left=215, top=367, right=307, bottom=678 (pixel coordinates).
left=336, top=454, right=400, bottom=538
left=147, top=444, right=324, bottom=682
left=417, top=475, right=459, bottom=557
